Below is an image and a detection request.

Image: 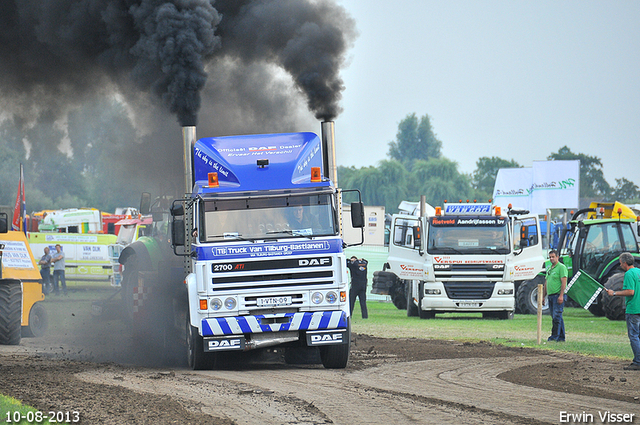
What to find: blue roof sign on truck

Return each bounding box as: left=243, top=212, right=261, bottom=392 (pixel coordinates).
left=443, top=203, right=493, bottom=215
left=193, top=132, right=328, bottom=193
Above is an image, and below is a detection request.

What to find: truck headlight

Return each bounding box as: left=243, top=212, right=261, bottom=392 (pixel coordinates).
left=326, top=291, right=337, bottom=304
left=210, top=298, right=223, bottom=311
left=497, top=289, right=514, bottom=295
left=311, top=292, right=324, bottom=304
left=425, top=289, right=441, bottom=295
left=224, top=297, right=237, bottom=310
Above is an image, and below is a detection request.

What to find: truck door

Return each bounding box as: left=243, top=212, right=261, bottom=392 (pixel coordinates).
left=387, top=216, right=425, bottom=280
left=510, top=216, right=544, bottom=280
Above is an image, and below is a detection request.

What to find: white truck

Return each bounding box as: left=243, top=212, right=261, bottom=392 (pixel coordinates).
left=373, top=201, right=544, bottom=319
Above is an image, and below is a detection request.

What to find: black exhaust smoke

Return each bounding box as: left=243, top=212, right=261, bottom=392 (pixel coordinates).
left=0, top=0, right=356, bottom=126
left=0, top=0, right=221, bottom=127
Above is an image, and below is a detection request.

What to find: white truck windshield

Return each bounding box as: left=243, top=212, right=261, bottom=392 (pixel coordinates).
left=427, top=217, right=509, bottom=254
left=201, top=193, right=337, bottom=242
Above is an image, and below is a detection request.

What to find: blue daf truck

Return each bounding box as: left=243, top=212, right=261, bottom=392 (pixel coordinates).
left=118, top=122, right=364, bottom=369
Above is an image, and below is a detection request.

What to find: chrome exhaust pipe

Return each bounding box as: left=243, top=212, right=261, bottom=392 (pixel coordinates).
left=182, top=126, right=196, bottom=196
left=321, top=121, right=338, bottom=187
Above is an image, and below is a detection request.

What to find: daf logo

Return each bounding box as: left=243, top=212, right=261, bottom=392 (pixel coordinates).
left=209, top=339, right=241, bottom=348
left=492, top=264, right=505, bottom=270
left=311, top=333, right=343, bottom=343
left=299, top=258, right=330, bottom=266
left=434, top=264, right=450, bottom=269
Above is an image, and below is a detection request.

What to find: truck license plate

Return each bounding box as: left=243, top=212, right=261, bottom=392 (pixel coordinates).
left=458, top=302, right=480, bottom=308
left=257, top=296, right=292, bottom=307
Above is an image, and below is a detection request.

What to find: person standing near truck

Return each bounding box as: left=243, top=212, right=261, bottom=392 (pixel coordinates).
left=605, top=252, right=640, bottom=370
left=347, top=256, right=368, bottom=319
left=51, top=244, right=67, bottom=296
left=543, top=250, right=568, bottom=341
left=38, top=246, right=52, bottom=295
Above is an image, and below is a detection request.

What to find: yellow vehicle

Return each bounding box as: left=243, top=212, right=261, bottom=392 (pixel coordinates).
left=29, top=232, right=117, bottom=281
left=0, top=213, right=47, bottom=345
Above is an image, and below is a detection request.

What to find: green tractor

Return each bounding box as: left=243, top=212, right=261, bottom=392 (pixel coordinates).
left=516, top=201, right=640, bottom=320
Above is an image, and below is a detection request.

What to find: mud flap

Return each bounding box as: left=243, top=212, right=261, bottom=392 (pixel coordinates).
left=306, top=329, right=348, bottom=346
left=204, top=336, right=246, bottom=352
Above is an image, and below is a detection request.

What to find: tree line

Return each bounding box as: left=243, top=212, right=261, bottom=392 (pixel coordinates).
left=0, top=108, right=638, bottom=216
left=339, top=113, right=640, bottom=214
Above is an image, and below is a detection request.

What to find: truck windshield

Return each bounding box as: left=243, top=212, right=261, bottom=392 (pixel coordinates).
left=201, top=193, right=337, bottom=242
left=427, top=217, right=509, bottom=254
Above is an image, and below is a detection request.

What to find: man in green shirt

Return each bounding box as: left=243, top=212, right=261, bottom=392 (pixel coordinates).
left=543, top=250, right=568, bottom=341
left=605, top=252, right=640, bottom=370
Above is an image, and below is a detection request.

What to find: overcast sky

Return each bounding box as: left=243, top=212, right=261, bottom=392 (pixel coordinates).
left=333, top=0, right=640, bottom=187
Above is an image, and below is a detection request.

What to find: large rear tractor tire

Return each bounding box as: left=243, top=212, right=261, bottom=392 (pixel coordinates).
left=0, top=279, right=22, bottom=345
left=602, top=273, right=626, bottom=321
left=587, top=297, right=606, bottom=317
left=391, top=286, right=407, bottom=310
left=516, top=275, right=548, bottom=315
left=22, top=302, right=48, bottom=338
left=371, top=271, right=396, bottom=295
left=319, top=321, right=350, bottom=369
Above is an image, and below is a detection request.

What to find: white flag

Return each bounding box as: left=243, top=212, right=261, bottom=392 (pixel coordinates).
left=492, top=160, right=580, bottom=216
left=492, top=167, right=533, bottom=212
left=530, top=160, right=580, bottom=215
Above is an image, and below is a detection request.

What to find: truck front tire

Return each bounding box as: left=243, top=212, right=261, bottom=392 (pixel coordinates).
left=406, top=282, right=419, bottom=317
left=319, top=321, right=350, bottom=369
left=187, top=316, right=216, bottom=370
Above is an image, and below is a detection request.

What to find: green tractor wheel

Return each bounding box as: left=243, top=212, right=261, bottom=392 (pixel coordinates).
left=602, top=273, right=626, bottom=321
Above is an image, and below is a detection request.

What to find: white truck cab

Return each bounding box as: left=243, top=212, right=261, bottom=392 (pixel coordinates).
left=376, top=202, right=544, bottom=319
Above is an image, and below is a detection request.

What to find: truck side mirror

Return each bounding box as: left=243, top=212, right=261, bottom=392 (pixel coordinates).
left=0, top=213, right=7, bottom=234
left=413, top=225, right=421, bottom=248
left=139, top=192, right=151, bottom=215
left=350, top=202, right=365, bottom=228
left=172, top=219, right=185, bottom=247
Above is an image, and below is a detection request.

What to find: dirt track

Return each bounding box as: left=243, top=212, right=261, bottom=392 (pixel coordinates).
left=1, top=294, right=640, bottom=424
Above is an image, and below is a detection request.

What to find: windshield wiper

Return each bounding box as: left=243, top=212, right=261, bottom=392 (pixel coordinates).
left=209, top=233, right=252, bottom=242
left=266, top=229, right=313, bottom=239
left=433, top=247, right=464, bottom=254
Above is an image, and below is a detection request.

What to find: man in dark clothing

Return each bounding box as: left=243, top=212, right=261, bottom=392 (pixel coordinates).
left=347, top=256, right=368, bottom=319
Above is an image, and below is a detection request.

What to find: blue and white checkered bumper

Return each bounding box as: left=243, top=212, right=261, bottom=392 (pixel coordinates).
left=202, top=311, right=348, bottom=337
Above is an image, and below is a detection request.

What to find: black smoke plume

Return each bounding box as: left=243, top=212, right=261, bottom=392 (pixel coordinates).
left=0, top=0, right=356, bottom=215
left=0, top=0, right=355, bottom=126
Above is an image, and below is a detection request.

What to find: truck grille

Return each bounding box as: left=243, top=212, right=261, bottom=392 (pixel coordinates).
left=208, top=256, right=335, bottom=292
left=212, top=271, right=333, bottom=291
left=434, top=264, right=504, bottom=280
left=443, top=282, right=495, bottom=300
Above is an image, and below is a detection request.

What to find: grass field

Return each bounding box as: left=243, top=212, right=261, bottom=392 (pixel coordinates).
left=350, top=300, right=633, bottom=360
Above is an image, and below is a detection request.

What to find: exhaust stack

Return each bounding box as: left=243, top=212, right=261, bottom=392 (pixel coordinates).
left=320, top=121, right=338, bottom=186
left=183, top=126, right=196, bottom=195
